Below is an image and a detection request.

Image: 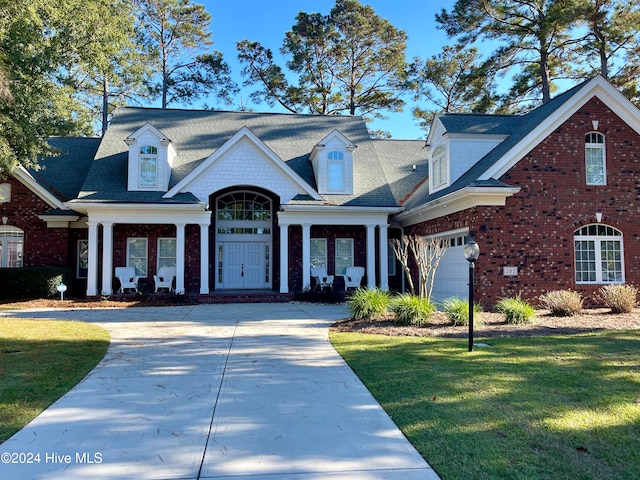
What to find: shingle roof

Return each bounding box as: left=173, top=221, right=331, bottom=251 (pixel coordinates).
left=32, top=137, right=100, bottom=202
left=76, top=107, right=402, bottom=207
left=404, top=79, right=590, bottom=209
left=372, top=139, right=428, bottom=204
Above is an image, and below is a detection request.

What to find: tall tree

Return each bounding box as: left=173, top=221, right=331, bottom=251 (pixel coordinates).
left=62, top=0, right=152, bottom=135
left=436, top=0, right=583, bottom=107
left=237, top=0, right=408, bottom=120
left=135, top=0, right=237, bottom=109
left=0, top=0, right=95, bottom=173
left=407, top=44, right=497, bottom=131
left=573, top=0, right=640, bottom=102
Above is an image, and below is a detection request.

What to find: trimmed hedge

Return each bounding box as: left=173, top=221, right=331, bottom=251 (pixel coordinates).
left=0, top=267, right=75, bottom=299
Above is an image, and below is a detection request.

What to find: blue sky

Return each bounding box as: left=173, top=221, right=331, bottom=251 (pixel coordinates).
left=201, top=0, right=456, bottom=139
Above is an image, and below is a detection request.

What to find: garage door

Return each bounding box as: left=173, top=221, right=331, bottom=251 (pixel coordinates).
left=430, top=234, right=469, bottom=305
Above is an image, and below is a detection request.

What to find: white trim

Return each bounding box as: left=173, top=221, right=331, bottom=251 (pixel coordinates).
left=164, top=126, right=322, bottom=200
left=480, top=76, right=640, bottom=180
left=13, top=166, right=67, bottom=210
left=395, top=186, right=520, bottom=226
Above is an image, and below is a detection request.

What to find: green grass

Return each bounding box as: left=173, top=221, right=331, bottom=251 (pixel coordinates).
left=330, top=330, right=640, bottom=480
left=0, top=319, right=110, bottom=443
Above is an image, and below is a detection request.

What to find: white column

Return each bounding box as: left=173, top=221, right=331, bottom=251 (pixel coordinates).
left=279, top=223, right=289, bottom=293
left=175, top=223, right=186, bottom=294
left=86, top=221, right=99, bottom=296
left=199, top=223, right=209, bottom=294
left=101, top=222, right=114, bottom=296
left=378, top=224, right=389, bottom=291
left=366, top=224, right=376, bottom=289
left=302, top=223, right=311, bottom=290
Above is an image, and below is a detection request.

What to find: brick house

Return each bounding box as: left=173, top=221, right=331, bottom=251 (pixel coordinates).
left=1, top=75, right=639, bottom=305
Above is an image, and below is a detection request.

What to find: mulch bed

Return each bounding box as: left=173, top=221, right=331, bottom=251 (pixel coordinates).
left=330, top=309, right=640, bottom=338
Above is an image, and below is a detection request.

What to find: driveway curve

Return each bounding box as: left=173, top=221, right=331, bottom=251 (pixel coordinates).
left=0, top=303, right=438, bottom=479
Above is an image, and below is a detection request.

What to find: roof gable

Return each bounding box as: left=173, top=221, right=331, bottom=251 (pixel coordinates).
left=165, top=126, right=322, bottom=201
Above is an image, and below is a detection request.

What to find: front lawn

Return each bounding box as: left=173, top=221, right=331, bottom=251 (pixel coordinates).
left=330, top=330, right=640, bottom=480
left=0, top=319, right=110, bottom=443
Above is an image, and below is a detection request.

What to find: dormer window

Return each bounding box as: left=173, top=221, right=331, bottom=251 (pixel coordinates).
left=139, top=146, right=158, bottom=188
left=431, top=145, right=448, bottom=189
left=327, top=151, right=345, bottom=192
left=309, top=130, right=355, bottom=195
left=125, top=123, right=175, bottom=192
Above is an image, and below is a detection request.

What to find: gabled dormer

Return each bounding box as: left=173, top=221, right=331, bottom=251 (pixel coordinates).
left=309, top=130, right=356, bottom=195
left=427, top=114, right=512, bottom=193
left=124, top=123, right=176, bottom=192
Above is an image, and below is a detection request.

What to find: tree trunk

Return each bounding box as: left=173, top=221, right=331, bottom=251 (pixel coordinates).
left=101, top=75, right=109, bottom=137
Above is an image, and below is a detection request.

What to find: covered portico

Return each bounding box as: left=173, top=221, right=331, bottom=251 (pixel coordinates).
left=78, top=204, right=211, bottom=297
left=277, top=205, right=400, bottom=293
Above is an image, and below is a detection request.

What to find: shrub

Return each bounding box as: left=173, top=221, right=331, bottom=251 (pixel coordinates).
left=0, top=267, right=74, bottom=299
left=441, top=297, right=483, bottom=326
left=596, top=284, right=638, bottom=314
left=495, top=295, right=536, bottom=324
left=346, top=288, right=392, bottom=320
left=539, top=290, right=583, bottom=316
left=390, top=294, right=436, bottom=327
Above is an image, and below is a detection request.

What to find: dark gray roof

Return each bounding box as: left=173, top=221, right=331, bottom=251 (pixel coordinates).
left=372, top=139, right=428, bottom=204
left=438, top=114, right=520, bottom=136
left=32, top=137, right=100, bottom=202
left=76, top=107, right=401, bottom=207
left=404, top=79, right=589, bottom=209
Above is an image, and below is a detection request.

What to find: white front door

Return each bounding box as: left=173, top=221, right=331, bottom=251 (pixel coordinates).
left=221, top=242, right=268, bottom=289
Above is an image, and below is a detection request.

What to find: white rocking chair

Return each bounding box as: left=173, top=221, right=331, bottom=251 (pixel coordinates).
left=115, top=266, right=139, bottom=294
left=344, top=266, right=365, bottom=290
left=154, top=266, right=176, bottom=293
left=310, top=267, right=334, bottom=291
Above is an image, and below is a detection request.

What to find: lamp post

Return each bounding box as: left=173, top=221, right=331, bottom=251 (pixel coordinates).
left=464, top=238, right=480, bottom=352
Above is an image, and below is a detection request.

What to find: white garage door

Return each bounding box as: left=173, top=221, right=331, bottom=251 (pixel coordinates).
left=430, top=234, right=469, bottom=305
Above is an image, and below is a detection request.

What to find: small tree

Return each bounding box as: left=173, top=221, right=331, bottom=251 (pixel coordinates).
left=390, top=235, right=448, bottom=301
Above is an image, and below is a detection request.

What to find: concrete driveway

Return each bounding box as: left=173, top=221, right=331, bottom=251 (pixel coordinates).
left=0, top=303, right=439, bottom=479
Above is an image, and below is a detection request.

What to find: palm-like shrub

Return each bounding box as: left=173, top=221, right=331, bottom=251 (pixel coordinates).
left=390, top=294, right=436, bottom=327
left=596, top=284, right=638, bottom=313
left=346, top=288, right=392, bottom=320
left=495, top=295, right=536, bottom=324
left=539, top=290, right=583, bottom=316
left=441, top=297, right=483, bottom=326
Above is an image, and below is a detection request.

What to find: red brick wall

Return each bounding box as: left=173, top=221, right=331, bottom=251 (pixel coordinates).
left=405, top=96, right=640, bottom=307
left=0, top=177, right=70, bottom=267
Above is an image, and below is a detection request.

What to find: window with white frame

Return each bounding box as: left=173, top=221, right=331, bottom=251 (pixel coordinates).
left=77, top=239, right=88, bottom=278
left=585, top=132, right=606, bottom=185
left=139, top=145, right=158, bottom=188
left=310, top=238, right=327, bottom=268
left=0, top=225, right=23, bottom=267
left=574, top=224, right=623, bottom=284
left=0, top=183, right=11, bottom=203
left=335, top=238, right=354, bottom=275
left=127, top=238, right=148, bottom=277
left=327, top=151, right=345, bottom=192
left=157, top=238, right=176, bottom=269
left=431, top=145, right=447, bottom=189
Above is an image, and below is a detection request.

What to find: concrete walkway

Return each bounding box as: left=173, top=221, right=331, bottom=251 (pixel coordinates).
left=0, top=303, right=439, bottom=479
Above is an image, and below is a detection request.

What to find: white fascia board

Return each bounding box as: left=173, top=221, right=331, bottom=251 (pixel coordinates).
left=37, top=214, right=81, bottom=228
left=67, top=202, right=211, bottom=225
left=394, top=186, right=520, bottom=227
left=278, top=205, right=401, bottom=226
left=480, top=76, right=640, bottom=180
left=13, top=165, right=67, bottom=210
left=164, top=126, right=322, bottom=200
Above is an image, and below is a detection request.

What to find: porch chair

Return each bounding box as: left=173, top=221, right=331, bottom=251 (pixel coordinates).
left=310, top=266, right=334, bottom=291
left=115, top=266, right=139, bottom=294
left=344, top=266, right=365, bottom=290
left=154, top=266, right=176, bottom=293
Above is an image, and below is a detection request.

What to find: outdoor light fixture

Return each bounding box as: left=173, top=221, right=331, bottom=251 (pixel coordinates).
left=464, top=238, right=480, bottom=352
